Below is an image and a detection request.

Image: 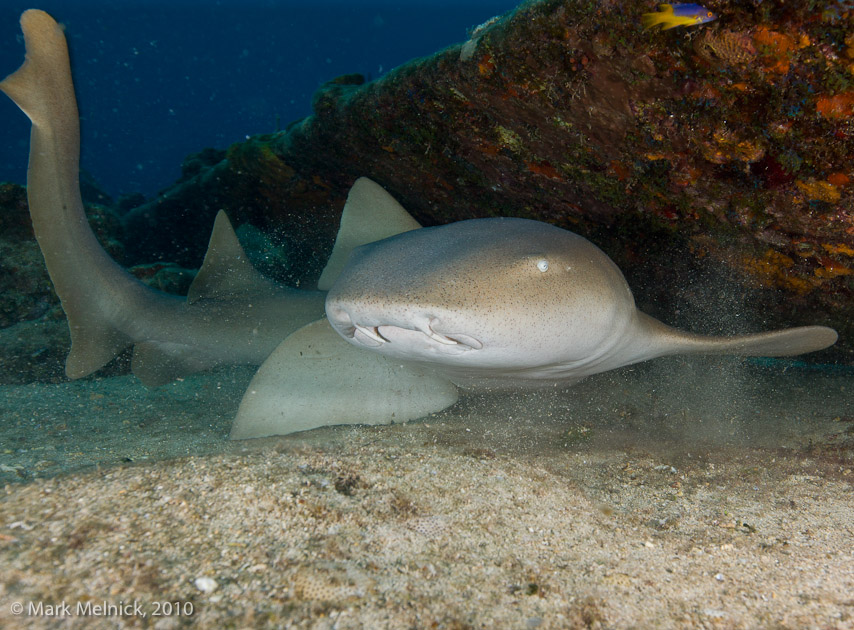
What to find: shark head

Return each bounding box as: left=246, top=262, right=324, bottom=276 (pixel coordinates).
left=325, top=217, right=638, bottom=380
left=324, top=182, right=836, bottom=390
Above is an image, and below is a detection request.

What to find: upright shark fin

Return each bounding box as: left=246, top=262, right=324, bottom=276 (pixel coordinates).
left=317, top=177, right=422, bottom=290
left=188, top=210, right=280, bottom=303
left=230, top=318, right=459, bottom=439
left=1, top=10, right=137, bottom=378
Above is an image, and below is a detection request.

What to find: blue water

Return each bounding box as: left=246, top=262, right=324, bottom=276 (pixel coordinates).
left=0, top=0, right=518, bottom=199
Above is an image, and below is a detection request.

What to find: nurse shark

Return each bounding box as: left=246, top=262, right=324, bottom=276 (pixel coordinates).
left=324, top=217, right=836, bottom=387
left=2, top=10, right=838, bottom=440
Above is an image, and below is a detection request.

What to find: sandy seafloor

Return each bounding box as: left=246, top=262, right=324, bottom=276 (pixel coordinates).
left=0, top=355, right=852, bottom=629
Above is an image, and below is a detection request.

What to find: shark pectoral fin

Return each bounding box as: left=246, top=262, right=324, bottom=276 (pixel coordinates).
left=131, top=342, right=218, bottom=386
left=188, top=210, right=279, bottom=303
left=230, top=318, right=459, bottom=439
left=317, top=177, right=423, bottom=290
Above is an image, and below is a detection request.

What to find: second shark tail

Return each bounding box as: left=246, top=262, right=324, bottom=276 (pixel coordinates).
left=0, top=10, right=147, bottom=377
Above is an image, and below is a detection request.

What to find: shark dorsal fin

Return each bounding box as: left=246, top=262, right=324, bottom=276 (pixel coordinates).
left=188, top=210, right=277, bottom=303
left=317, top=177, right=422, bottom=290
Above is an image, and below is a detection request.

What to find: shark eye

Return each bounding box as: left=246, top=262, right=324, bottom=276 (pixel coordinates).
left=536, top=259, right=549, bottom=272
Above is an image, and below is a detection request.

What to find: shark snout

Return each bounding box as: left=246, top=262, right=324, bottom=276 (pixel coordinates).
left=326, top=301, right=391, bottom=348
left=326, top=302, right=357, bottom=337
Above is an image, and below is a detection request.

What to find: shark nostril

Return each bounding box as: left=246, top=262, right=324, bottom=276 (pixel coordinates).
left=326, top=304, right=358, bottom=338
left=327, top=304, right=349, bottom=323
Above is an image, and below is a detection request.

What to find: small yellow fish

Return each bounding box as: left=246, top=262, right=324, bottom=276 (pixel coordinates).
left=642, top=3, right=717, bottom=30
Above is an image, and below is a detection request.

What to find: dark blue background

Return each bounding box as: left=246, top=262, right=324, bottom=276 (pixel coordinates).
left=0, top=0, right=518, bottom=198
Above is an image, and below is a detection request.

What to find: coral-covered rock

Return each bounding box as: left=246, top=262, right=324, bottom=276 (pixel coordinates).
left=117, top=0, right=854, bottom=362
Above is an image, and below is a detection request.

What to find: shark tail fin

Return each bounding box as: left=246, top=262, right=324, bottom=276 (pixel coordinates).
left=317, top=177, right=422, bottom=290
left=0, top=10, right=72, bottom=128
left=633, top=312, right=838, bottom=362
left=2, top=10, right=137, bottom=379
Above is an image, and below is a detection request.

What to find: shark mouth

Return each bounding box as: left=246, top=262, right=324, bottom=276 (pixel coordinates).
left=331, top=311, right=482, bottom=354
